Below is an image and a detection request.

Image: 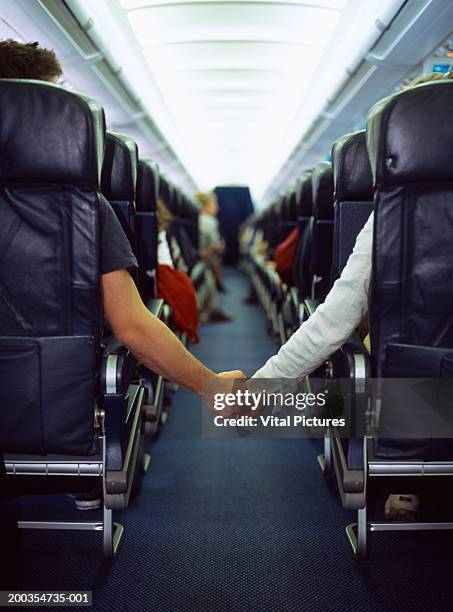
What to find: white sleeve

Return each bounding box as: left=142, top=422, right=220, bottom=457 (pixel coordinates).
left=157, top=231, right=174, bottom=267
left=252, top=212, right=374, bottom=380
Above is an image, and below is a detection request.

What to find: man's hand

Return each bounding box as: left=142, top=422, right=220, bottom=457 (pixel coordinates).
left=202, top=371, right=247, bottom=417
left=218, top=370, right=246, bottom=379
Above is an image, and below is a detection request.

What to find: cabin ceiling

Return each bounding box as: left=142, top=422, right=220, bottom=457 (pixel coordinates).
left=115, top=0, right=350, bottom=195
left=74, top=0, right=403, bottom=200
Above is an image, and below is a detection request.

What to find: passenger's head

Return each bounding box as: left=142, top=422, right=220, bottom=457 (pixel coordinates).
left=157, top=198, right=173, bottom=233
left=196, top=192, right=218, bottom=216
left=0, top=39, right=63, bottom=82
left=407, top=71, right=453, bottom=88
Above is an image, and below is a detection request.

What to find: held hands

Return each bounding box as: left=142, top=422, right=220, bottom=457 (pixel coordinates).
left=202, top=370, right=247, bottom=417
left=203, top=370, right=264, bottom=419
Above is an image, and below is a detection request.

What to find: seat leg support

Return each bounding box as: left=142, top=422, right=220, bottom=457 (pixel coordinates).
left=346, top=506, right=368, bottom=559
left=317, top=434, right=332, bottom=475
left=102, top=504, right=123, bottom=558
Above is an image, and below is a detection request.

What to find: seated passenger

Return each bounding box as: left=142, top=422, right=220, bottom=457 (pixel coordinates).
left=273, top=227, right=299, bottom=286
left=157, top=200, right=199, bottom=343
left=0, top=40, right=245, bottom=397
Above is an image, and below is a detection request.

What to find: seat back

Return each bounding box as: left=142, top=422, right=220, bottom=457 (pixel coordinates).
left=136, top=159, right=159, bottom=299
left=101, top=131, right=138, bottom=260
left=183, top=194, right=200, bottom=251
left=367, top=81, right=453, bottom=458
left=0, top=79, right=105, bottom=455
left=293, top=170, right=313, bottom=293
left=158, top=176, right=198, bottom=272
left=331, top=131, right=374, bottom=281
left=278, top=191, right=297, bottom=243
left=177, top=194, right=200, bottom=253
left=368, top=80, right=453, bottom=377
left=309, top=162, right=334, bottom=298
left=159, top=175, right=172, bottom=212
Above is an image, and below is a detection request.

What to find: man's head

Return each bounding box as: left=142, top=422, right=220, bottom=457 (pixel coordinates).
left=0, top=39, right=62, bottom=82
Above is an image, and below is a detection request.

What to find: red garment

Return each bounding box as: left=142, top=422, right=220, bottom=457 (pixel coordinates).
left=274, top=228, right=299, bottom=286
left=157, top=264, right=199, bottom=344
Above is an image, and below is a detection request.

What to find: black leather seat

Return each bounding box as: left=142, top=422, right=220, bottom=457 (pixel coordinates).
left=283, top=165, right=333, bottom=341
left=330, top=80, right=453, bottom=557
left=101, top=131, right=139, bottom=262
left=307, top=162, right=334, bottom=300
left=271, top=171, right=313, bottom=342
left=331, top=130, right=374, bottom=282
left=292, top=170, right=313, bottom=298
left=162, top=176, right=198, bottom=274
left=160, top=179, right=207, bottom=304
left=136, top=158, right=160, bottom=300
left=0, top=79, right=144, bottom=557
left=135, top=158, right=167, bottom=432
left=277, top=191, right=297, bottom=243
left=318, top=130, right=374, bottom=485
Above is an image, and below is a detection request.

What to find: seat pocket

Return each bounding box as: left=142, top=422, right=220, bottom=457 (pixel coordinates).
left=0, top=335, right=97, bottom=455
left=0, top=338, right=43, bottom=453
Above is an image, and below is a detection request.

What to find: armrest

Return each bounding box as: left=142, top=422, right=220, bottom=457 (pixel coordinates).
left=331, top=427, right=365, bottom=501
left=100, top=343, right=141, bottom=473
left=335, top=332, right=371, bottom=382
left=146, top=297, right=165, bottom=319
left=289, top=286, right=299, bottom=310
left=104, top=383, right=144, bottom=498
left=190, top=261, right=206, bottom=287
left=325, top=333, right=370, bottom=508
left=303, top=297, right=320, bottom=318
left=100, top=341, right=138, bottom=395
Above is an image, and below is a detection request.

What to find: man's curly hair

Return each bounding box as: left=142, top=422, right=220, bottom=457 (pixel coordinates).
left=0, top=39, right=62, bottom=81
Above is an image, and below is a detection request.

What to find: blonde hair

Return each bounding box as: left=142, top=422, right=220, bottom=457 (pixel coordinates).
left=157, top=198, right=173, bottom=233
left=195, top=192, right=215, bottom=209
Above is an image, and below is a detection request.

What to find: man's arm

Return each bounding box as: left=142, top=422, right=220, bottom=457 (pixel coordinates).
left=251, top=213, right=374, bottom=381
left=103, top=269, right=242, bottom=395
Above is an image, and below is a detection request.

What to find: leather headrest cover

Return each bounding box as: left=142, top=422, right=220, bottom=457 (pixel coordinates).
left=136, top=159, right=159, bottom=212
left=332, top=131, right=373, bottom=201
left=311, top=162, right=334, bottom=220
left=288, top=190, right=297, bottom=219
left=298, top=171, right=313, bottom=217
left=0, top=79, right=105, bottom=188
left=101, top=132, right=138, bottom=201
left=367, top=81, right=453, bottom=186
left=159, top=175, right=171, bottom=209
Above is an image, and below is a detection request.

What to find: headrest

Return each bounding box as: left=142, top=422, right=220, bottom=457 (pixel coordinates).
left=287, top=190, right=297, bottom=220
left=172, top=189, right=182, bottom=216
left=168, top=182, right=178, bottom=214
left=136, top=159, right=159, bottom=212
left=159, top=175, right=172, bottom=209
left=280, top=191, right=294, bottom=221
left=332, top=131, right=373, bottom=201
left=101, top=132, right=138, bottom=202
left=180, top=194, right=196, bottom=219
left=297, top=171, right=313, bottom=217
left=311, top=162, right=334, bottom=220
left=367, top=80, right=453, bottom=186
left=0, top=79, right=105, bottom=188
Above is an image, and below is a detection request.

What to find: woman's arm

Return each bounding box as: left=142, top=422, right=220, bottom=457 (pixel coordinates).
left=252, top=213, right=374, bottom=380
